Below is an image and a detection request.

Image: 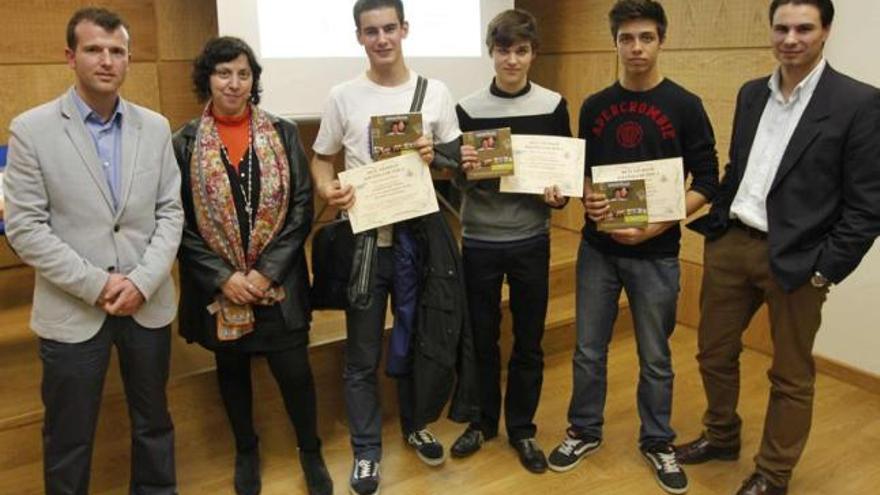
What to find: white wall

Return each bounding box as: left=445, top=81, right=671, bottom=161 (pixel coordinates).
left=815, top=0, right=880, bottom=375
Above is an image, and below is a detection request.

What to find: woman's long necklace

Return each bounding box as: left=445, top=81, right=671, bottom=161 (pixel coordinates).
left=220, top=119, right=255, bottom=235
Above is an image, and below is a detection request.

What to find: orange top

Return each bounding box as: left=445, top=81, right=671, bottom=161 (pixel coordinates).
left=212, top=106, right=251, bottom=170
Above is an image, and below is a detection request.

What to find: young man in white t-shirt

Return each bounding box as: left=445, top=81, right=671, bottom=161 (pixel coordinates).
left=310, top=1, right=462, bottom=494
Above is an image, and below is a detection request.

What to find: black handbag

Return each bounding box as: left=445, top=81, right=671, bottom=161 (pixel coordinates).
left=310, top=217, right=355, bottom=309
left=309, top=75, right=428, bottom=310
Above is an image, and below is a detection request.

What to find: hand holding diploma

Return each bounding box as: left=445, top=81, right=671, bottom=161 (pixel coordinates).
left=338, top=152, right=439, bottom=233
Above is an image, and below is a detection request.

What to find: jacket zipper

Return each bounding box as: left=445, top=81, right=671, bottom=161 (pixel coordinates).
left=357, top=234, right=376, bottom=295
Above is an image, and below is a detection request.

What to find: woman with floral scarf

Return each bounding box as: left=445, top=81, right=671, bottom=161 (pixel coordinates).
left=172, top=37, right=331, bottom=495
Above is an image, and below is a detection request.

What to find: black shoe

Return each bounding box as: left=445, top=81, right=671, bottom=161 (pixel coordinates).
left=736, top=473, right=788, bottom=495
left=641, top=443, right=689, bottom=494
left=674, top=433, right=739, bottom=465
left=451, top=427, right=484, bottom=458
left=349, top=458, right=380, bottom=495
left=300, top=449, right=333, bottom=495
left=234, top=446, right=261, bottom=495
left=406, top=429, right=446, bottom=466
left=510, top=438, right=548, bottom=474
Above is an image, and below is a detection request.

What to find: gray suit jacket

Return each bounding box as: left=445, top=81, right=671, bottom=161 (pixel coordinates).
left=4, top=89, right=183, bottom=343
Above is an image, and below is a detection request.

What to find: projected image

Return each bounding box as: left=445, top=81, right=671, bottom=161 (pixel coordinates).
left=257, top=0, right=482, bottom=58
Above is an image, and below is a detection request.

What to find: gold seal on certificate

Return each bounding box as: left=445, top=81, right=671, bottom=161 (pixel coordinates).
left=370, top=112, right=423, bottom=160
left=337, top=153, right=439, bottom=234
left=593, top=179, right=649, bottom=231
left=590, top=157, right=686, bottom=223
left=499, top=134, right=586, bottom=197
left=462, top=127, right=515, bottom=180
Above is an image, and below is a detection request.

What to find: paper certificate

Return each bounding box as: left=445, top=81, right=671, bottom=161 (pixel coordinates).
left=338, top=153, right=439, bottom=234
left=499, top=135, right=585, bottom=197
left=590, top=157, right=686, bottom=223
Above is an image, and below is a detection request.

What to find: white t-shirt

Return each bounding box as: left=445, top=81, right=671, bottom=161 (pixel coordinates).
left=313, top=69, right=461, bottom=244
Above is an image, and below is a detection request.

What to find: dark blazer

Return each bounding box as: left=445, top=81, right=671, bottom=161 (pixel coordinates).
left=172, top=113, right=313, bottom=347
left=690, top=65, right=880, bottom=292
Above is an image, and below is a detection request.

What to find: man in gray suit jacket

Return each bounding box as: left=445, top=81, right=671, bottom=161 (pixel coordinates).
left=4, top=7, right=183, bottom=494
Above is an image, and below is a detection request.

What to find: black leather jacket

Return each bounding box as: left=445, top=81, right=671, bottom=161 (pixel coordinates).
left=172, top=113, right=313, bottom=348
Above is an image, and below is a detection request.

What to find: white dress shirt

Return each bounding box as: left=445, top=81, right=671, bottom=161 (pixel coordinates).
left=729, top=59, right=827, bottom=232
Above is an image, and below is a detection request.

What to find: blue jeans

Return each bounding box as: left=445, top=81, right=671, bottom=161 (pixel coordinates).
left=567, top=240, right=679, bottom=447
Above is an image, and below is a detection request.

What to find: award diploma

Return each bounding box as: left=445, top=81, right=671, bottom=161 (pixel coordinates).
left=590, top=157, right=686, bottom=223
left=338, top=153, right=439, bottom=234
left=499, top=135, right=585, bottom=197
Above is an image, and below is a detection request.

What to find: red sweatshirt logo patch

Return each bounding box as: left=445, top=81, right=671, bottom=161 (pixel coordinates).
left=616, top=121, right=644, bottom=148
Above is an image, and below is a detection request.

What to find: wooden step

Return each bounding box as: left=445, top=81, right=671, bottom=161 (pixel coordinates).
left=0, top=227, right=588, bottom=430
left=0, top=222, right=638, bottom=492
left=0, top=314, right=634, bottom=494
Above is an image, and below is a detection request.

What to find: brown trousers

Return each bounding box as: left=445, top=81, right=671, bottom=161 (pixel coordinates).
left=697, top=225, right=827, bottom=487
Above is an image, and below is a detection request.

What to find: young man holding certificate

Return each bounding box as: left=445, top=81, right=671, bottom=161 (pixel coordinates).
left=310, top=1, right=470, bottom=494
left=449, top=9, right=571, bottom=474
left=547, top=1, right=719, bottom=493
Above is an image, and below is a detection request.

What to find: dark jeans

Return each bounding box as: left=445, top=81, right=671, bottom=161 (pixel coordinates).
left=214, top=344, right=320, bottom=454
left=40, top=316, right=175, bottom=495
left=463, top=235, right=549, bottom=441
left=568, top=240, right=679, bottom=447
left=343, top=248, right=419, bottom=461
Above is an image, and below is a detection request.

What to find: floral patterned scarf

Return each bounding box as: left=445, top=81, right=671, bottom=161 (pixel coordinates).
left=190, top=103, right=290, bottom=340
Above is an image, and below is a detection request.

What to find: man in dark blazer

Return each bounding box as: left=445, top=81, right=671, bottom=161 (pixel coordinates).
left=675, top=1, right=880, bottom=494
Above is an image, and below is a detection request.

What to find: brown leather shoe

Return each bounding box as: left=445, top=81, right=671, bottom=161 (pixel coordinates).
left=736, top=473, right=788, bottom=495
left=674, top=433, right=739, bottom=464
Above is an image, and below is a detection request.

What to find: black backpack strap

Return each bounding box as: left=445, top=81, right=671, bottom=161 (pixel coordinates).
left=410, top=75, right=428, bottom=112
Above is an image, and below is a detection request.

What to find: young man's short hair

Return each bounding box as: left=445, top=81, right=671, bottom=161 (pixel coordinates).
left=485, top=9, right=540, bottom=53
left=608, top=0, right=668, bottom=43
left=769, top=0, right=834, bottom=27
left=66, top=7, right=129, bottom=50
left=352, top=0, right=405, bottom=30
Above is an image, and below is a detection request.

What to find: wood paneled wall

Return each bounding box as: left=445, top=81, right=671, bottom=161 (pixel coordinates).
left=0, top=0, right=217, bottom=144
left=0, top=0, right=218, bottom=268
left=518, top=0, right=778, bottom=350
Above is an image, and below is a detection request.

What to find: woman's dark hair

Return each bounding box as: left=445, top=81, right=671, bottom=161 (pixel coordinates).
left=192, top=36, right=263, bottom=105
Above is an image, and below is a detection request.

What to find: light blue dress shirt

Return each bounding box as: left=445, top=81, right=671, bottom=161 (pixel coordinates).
left=70, top=88, right=124, bottom=210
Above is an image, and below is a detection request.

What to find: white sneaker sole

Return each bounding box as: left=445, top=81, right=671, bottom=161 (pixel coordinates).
left=349, top=486, right=380, bottom=495
left=415, top=449, right=447, bottom=467
left=641, top=454, right=689, bottom=494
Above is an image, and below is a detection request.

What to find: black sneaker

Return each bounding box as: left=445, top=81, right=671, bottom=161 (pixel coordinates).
left=641, top=443, right=689, bottom=494
left=547, top=430, right=602, bottom=472
left=406, top=429, right=446, bottom=466
left=349, top=458, right=380, bottom=495
left=451, top=426, right=484, bottom=458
